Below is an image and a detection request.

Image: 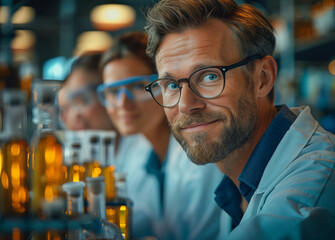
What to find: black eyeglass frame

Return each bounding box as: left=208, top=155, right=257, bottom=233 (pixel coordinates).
left=145, top=55, right=262, bottom=108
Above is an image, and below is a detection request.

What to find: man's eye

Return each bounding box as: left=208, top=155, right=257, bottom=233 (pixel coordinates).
left=166, top=81, right=179, bottom=90
left=203, top=73, right=218, bottom=82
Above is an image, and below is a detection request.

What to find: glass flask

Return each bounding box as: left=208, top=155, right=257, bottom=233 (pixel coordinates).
left=30, top=80, right=65, bottom=217
left=106, top=172, right=133, bottom=240
left=86, top=176, right=124, bottom=240
left=0, top=90, right=29, bottom=217
left=64, top=131, right=85, bottom=183
left=0, top=89, right=30, bottom=240
left=83, top=132, right=102, bottom=179
left=63, top=181, right=86, bottom=240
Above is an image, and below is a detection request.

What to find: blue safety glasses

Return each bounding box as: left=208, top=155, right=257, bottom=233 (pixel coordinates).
left=97, top=74, right=159, bottom=108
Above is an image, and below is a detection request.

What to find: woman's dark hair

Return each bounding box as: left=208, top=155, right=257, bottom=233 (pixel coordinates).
left=64, top=52, right=102, bottom=84
left=100, top=31, right=156, bottom=74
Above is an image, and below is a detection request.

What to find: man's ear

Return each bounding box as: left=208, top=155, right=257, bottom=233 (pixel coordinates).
left=255, top=55, right=277, bottom=98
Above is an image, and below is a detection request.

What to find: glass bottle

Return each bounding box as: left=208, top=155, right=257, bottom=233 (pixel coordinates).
left=0, top=90, right=29, bottom=217
left=86, top=176, right=124, bottom=240
left=106, top=172, right=133, bottom=240
left=62, top=181, right=86, bottom=240
left=83, top=132, right=102, bottom=179
left=0, top=90, right=29, bottom=240
left=64, top=131, right=85, bottom=183
left=30, top=80, right=64, bottom=218
left=30, top=181, right=86, bottom=240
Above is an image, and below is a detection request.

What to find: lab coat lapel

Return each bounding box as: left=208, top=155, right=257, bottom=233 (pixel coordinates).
left=243, top=106, right=318, bottom=219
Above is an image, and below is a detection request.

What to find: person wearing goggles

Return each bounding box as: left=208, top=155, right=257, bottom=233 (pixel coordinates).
left=57, top=53, right=115, bottom=131
left=100, top=31, right=223, bottom=240
left=97, top=74, right=158, bottom=109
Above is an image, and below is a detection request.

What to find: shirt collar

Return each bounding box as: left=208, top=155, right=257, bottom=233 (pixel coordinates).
left=214, top=105, right=296, bottom=225
left=238, top=104, right=297, bottom=202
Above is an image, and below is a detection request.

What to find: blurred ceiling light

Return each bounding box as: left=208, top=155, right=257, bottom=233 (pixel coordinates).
left=11, top=30, right=36, bottom=52
left=74, top=31, right=113, bottom=56
left=90, top=4, right=136, bottom=31
left=329, top=59, right=335, bottom=76
left=0, top=6, right=35, bottom=24
left=0, top=6, right=9, bottom=23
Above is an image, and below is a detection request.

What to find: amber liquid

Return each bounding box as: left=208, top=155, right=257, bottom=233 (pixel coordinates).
left=0, top=227, right=29, bottom=240
left=106, top=199, right=132, bottom=240
left=84, top=160, right=102, bottom=178
left=103, top=165, right=131, bottom=240
left=20, top=75, right=33, bottom=100
left=0, top=138, right=29, bottom=217
left=66, top=163, right=86, bottom=182
left=103, top=165, right=116, bottom=200
left=31, top=133, right=64, bottom=216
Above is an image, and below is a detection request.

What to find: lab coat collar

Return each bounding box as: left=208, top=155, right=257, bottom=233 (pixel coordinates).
left=255, top=106, right=318, bottom=192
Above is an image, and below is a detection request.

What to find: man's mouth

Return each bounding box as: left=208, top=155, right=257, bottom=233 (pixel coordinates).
left=182, top=120, right=220, bottom=133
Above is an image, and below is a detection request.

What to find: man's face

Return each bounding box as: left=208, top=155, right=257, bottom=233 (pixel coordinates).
left=155, top=19, right=258, bottom=165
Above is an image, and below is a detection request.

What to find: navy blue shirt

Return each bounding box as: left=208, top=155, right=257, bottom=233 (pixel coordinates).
left=214, top=105, right=297, bottom=226
left=145, top=150, right=166, bottom=213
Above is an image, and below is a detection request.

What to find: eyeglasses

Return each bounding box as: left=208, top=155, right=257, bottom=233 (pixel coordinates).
left=57, top=83, right=99, bottom=116
left=97, top=74, right=158, bottom=108
left=145, top=55, right=262, bottom=108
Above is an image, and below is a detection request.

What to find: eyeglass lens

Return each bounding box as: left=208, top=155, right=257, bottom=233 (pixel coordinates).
left=150, top=67, right=225, bottom=107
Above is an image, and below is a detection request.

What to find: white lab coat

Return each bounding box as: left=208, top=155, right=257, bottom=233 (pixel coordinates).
left=115, top=134, right=224, bottom=240
left=221, top=106, right=335, bottom=239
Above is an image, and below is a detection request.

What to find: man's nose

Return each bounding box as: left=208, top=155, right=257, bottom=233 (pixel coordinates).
left=178, top=83, right=206, bottom=114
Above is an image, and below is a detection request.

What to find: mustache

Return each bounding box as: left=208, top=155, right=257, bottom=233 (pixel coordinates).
left=171, top=112, right=227, bottom=129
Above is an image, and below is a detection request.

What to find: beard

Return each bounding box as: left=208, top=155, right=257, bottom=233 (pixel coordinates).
left=170, top=92, right=258, bottom=165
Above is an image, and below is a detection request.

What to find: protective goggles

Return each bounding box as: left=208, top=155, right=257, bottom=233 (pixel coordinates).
left=97, top=74, right=159, bottom=108
left=58, top=83, right=99, bottom=114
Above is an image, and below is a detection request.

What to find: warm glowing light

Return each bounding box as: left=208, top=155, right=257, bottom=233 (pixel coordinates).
left=12, top=6, right=35, bottom=24
left=11, top=143, right=21, bottom=156
left=106, top=208, right=116, bottom=218
left=90, top=4, right=136, bottom=31
left=12, top=228, right=21, bottom=240
left=45, top=185, right=54, bottom=202
left=19, top=186, right=27, bottom=203
left=45, top=146, right=56, bottom=164
left=73, top=172, right=79, bottom=182
left=12, top=190, right=20, bottom=208
left=11, top=162, right=20, bottom=188
left=11, top=30, right=36, bottom=52
left=329, top=59, right=335, bottom=76
left=74, top=31, right=113, bottom=56
left=80, top=166, right=85, bottom=173
left=0, top=6, right=9, bottom=23
left=0, top=149, right=3, bottom=174
left=1, top=172, right=9, bottom=189
left=11, top=162, right=20, bottom=180
left=0, top=6, right=35, bottom=24
left=92, top=167, right=102, bottom=178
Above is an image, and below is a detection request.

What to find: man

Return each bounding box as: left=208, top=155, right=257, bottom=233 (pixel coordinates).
left=144, top=0, right=335, bottom=239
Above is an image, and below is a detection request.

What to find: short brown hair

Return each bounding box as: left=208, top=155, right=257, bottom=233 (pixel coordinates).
left=64, top=52, right=102, bottom=84
left=145, top=0, right=276, bottom=101
left=100, top=31, right=156, bottom=74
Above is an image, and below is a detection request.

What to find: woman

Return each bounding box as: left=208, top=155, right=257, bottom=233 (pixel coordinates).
left=98, top=32, right=223, bottom=240
left=58, top=53, right=115, bottom=131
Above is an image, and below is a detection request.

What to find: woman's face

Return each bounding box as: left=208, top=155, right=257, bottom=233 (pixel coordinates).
left=58, top=69, right=115, bottom=131
left=102, top=56, right=166, bottom=136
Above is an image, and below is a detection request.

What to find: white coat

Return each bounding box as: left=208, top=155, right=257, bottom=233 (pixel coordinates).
left=221, top=106, right=335, bottom=239
left=115, top=134, right=224, bottom=240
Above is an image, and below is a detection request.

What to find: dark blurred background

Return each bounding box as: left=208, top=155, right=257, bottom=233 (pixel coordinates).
left=1, top=0, right=335, bottom=132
